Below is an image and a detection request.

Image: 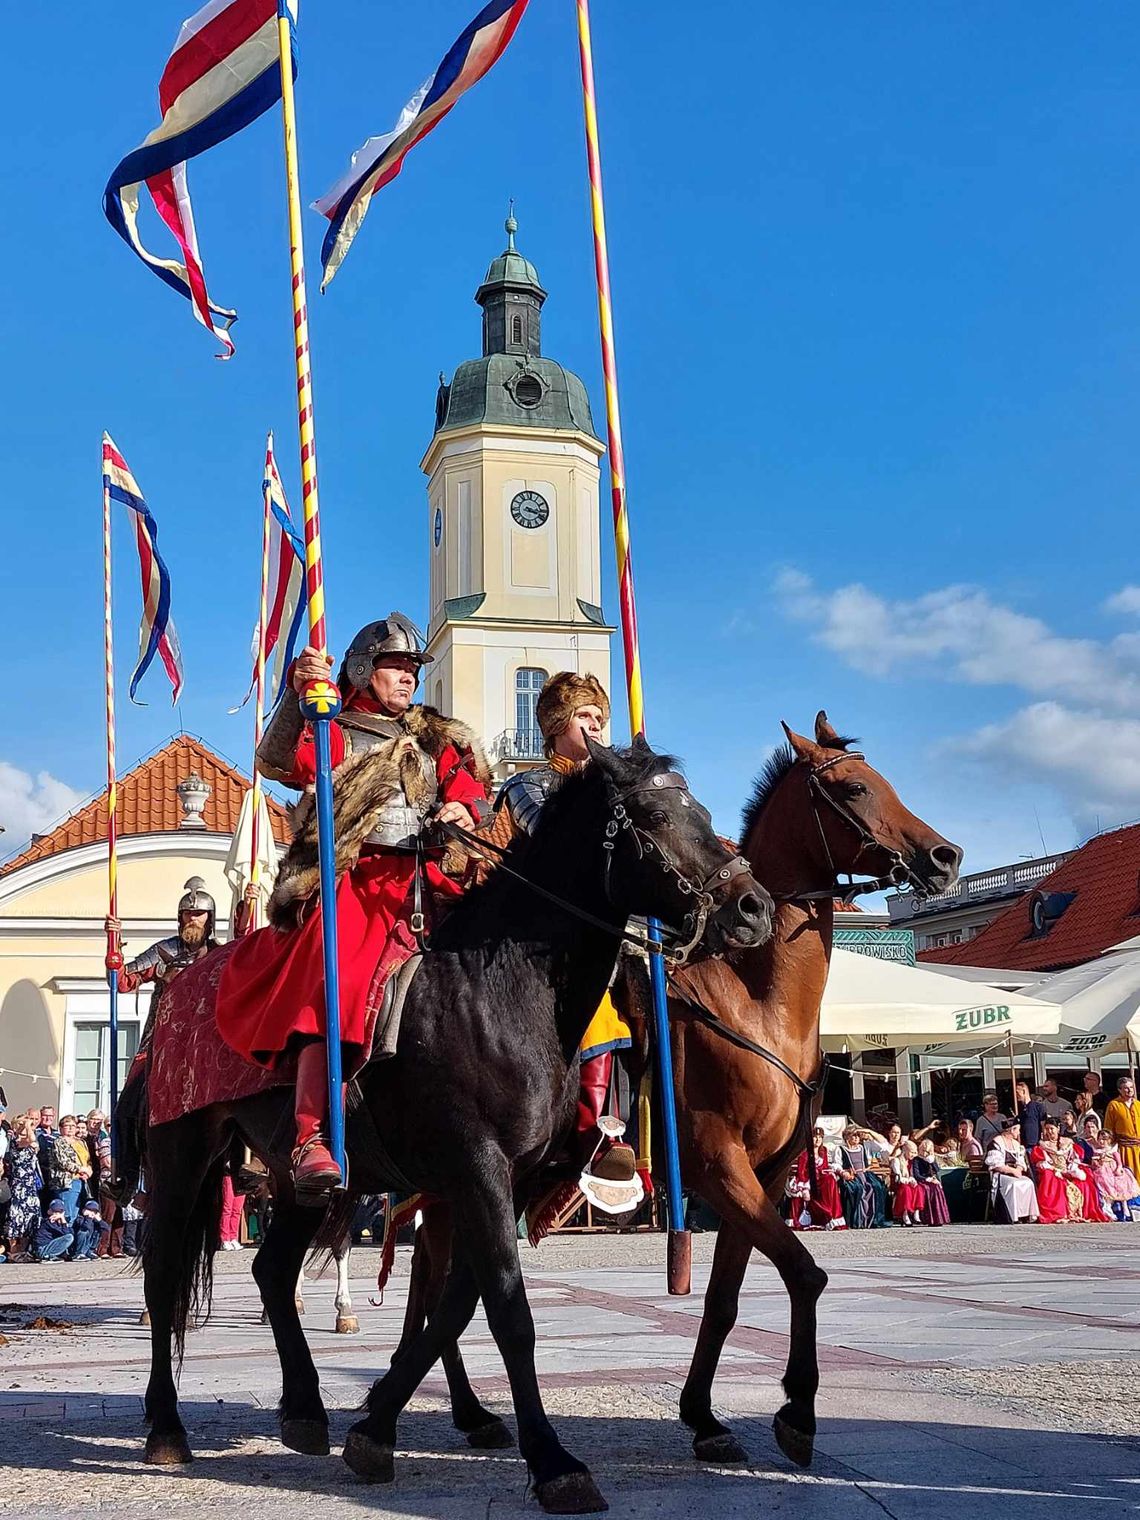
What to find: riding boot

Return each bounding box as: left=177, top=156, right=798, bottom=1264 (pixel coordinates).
left=578, top=1051, right=636, bottom=1184
left=292, top=1040, right=342, bottom=1204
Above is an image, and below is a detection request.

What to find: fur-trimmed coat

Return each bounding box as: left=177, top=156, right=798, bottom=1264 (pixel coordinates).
left=268, top=706, right=490, bottom=929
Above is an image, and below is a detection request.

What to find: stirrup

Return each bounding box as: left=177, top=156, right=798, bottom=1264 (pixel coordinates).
left=291, top=1135, right=342, bottom=1205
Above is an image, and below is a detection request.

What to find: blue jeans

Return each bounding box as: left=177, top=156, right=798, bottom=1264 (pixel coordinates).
left=70, top=1220, right=101, bottom=1259
left=54, top=1180, right=82, bottom=1224
left=38, top=1232, right=74, bottom=1260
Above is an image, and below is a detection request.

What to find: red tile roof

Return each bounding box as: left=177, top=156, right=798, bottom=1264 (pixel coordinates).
left=919, top=821, right=1140, bottom=973
left=0, top=734, right=290, bottom=879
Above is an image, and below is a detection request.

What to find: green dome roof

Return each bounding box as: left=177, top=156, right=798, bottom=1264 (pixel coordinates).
left=475, top=212, right=545, bottom=303
left=437, top=354, right=598, bottom=437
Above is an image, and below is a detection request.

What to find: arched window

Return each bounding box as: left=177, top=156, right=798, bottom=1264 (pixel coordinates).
left=515, top=667, right=547, bottom=756
left=511, top=313, right=523, bottom=346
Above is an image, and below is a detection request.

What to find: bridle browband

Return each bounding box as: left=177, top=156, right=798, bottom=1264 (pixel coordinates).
left=433, top=768, right=753, bottom=966
left=776, top=751, right=929, bottom=905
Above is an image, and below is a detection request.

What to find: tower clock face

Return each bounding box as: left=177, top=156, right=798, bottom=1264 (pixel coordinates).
left=510, top=489, right=549, bottom=530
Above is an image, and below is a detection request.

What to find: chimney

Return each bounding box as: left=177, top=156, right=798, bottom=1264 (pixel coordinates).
left=176, top=772, right=211, bottom=830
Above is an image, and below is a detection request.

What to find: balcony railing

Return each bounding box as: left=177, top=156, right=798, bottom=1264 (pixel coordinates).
left=886, top=851, right=1073, bottom=921
left=492, top=728, right=544, bottom=762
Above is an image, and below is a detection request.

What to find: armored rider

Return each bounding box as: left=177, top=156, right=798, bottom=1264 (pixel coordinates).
left=109, top=876, right=218, bottom=995
left=491, top=672, right=640, bottom=1222
left=214, top=613, right=489, bottom=1202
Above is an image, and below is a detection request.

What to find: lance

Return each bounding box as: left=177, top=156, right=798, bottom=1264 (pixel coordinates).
left=274, top=2, right=346, bottom=1184
left=575, top=0, right=691, bottom=1294
left=247, top=434, right=275, bottom=934
left=100, top=437, right=124, bottom=1170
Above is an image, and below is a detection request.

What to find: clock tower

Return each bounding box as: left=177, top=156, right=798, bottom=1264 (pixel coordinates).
left=422, top=214, right=613, bottom=781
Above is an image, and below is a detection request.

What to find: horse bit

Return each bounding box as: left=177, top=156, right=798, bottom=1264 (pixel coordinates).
left=602, top=771, right=753, bottom=964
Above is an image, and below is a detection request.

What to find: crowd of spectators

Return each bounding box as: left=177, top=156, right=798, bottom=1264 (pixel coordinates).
left=0, top=1102, right=144, bottom=1262
left=790, top=1070, right=1140, bottom=1230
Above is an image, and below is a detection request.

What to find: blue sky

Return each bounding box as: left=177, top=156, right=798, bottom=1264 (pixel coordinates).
left=3, top=1, right=1140, bottom=874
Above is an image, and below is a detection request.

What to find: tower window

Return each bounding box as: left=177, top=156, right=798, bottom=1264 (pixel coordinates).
left=513, top=374, right=542, bottom=408
left=515, top=667, right=548, bottom=756
left=511, top=313, right=523, bottom=345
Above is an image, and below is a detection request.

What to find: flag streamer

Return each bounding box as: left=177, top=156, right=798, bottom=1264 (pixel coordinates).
left=103, top=439, right=185, bottom=705
left=233, top=441, right=305, bottom=714
left=314, top=0, right=530, bottom=290
left=104, top=0, right=298, bottom=357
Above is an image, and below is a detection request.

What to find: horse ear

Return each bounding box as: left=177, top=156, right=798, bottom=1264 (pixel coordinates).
left=585, top=735, right=630, bottom=782
left=781, top=720, right=822, bottom=764
left=628, top=732, right=654, bottom=759
left=814, top=710, right=842, bottom=747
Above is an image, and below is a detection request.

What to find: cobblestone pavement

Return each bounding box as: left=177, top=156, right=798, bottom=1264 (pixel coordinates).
left=1, top=1224, right=1138, bottom=1518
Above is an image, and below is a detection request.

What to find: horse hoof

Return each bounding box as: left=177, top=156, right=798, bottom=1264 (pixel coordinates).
left=342, top=1430, right=395, bottom=1484
left=138, top=1309, right=151, bottom=1327
left=773, top=1412, right=814, bottom=1468
left=295, top=1297, right=305, bottom=1315
left=693, top=1431, right=748, bottom=1464
left=534, top=1471, right=609, bottom=1514
left=335, top=1313, right=360, bottom=1335
left=281, top=1418, right=330, bottom=1456
left=465, top=1418, right=514, bottom=1450
left=144, top=1432, right=193, bottom=1466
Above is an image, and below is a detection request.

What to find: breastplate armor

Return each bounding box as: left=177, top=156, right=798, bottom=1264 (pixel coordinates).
left=499, top=764, right=564, bottom=836
left=341, top=712, right=439, bottom=849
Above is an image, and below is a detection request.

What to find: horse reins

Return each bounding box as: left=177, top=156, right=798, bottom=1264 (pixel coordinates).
left=429, top=770, right=752, bottom=966
left=776, top=752, right=929, bottom=905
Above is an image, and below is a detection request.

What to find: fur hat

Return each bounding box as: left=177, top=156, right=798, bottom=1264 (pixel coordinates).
left=535, top=672, right=610, bottom=758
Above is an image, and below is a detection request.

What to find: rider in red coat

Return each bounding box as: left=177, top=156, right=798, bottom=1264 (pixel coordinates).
left=215, top=613, right=489, bottom=1201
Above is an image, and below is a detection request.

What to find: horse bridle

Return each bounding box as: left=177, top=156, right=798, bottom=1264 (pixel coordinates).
left=601, top=771, right=754, bottom=964
left=780, top=752, right=929, bottom=905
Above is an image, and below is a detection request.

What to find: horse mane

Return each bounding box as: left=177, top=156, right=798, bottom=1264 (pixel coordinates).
left=739, top=731, right=859, bottom=845
left=433, top=743, right=678, bottom=945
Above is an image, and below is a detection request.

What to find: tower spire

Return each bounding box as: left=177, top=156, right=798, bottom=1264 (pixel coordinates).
left=506, top=198, right=517, bottom=251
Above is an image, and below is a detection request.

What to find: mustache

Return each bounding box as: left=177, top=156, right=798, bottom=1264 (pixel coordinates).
left=180, top=921, right=207, bottom=947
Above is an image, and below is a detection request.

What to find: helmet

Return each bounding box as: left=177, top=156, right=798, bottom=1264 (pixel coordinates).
left=341, top=611, right=433, bottom=692
left=178, top=876, right=216, bottom=918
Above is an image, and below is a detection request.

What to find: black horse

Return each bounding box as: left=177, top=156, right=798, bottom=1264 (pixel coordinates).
left=121, top=737, right=770, bottom=1514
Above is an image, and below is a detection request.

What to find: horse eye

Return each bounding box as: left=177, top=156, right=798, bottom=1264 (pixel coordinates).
left=844, top=783, right=868, bottom=799
left=650, top=811, right=669, bottom=825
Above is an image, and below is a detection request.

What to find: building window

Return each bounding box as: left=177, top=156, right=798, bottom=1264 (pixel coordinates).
left=515, top=667, right=547, bottom=754
left=72, top=1021, right=139, bottom=1115
left=511, top=313, right=523, bottom=345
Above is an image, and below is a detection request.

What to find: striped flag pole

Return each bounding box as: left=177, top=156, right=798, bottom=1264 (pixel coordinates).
left=101, top=438, right=124, bottom=1169
left=575, top=0, right=691, bottom=1294
left=274, top=1, right=346, bottom=1183
left=247, top=434, right=276, bottom=932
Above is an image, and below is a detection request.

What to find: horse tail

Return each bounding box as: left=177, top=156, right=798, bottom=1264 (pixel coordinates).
left=146, top=1137, right=226, bottom=1366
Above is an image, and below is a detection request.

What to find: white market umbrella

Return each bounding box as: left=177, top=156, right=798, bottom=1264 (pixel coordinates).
left=821, top=948, right=1062, bottom=1052
left=1021, top=948, right=1140, bottom=1058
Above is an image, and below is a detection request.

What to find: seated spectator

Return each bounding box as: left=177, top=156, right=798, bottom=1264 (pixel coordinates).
left=973, top=1093, right=1007, bottom=1151
left=912, top=1139, right=951, bottom=1225
left=838, top=1126, right=890, bottom=1229
left=953, top=1117, right=984, bottom=1164
left=70, top=1199, right=105, bottom=1260
left=34, top=1201, right=74, bottom=1262
left=985, top=1118, right=1040, bottom=1223
left=883, top=1122, right=904, bottom=1158
left=1090, top=1130, right=1140, bottom=1221
left=1058, top=1131, right=1110, bottom=1222
left=1014, top=1082, right=1047, bottom=1150
left=1075, top=1112, right=1102, bottom=1164
left=890, top=1141, right=928, bottom=1226
left=788, top=1127, right=846, bottom=1230
left=1031, top=1120, right=1083, bottom=1223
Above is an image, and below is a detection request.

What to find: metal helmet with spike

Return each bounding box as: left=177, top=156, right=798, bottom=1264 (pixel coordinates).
left=177, top=875, right=216, bottom=928
left=341, top=612, right=433, bottom=692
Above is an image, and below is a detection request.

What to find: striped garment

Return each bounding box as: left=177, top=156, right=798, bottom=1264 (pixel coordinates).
left=314, top=0, right=530, bottom=290
left=102, top=435, right=185, bottom=705
left=104, top=0, right=297, bottom=358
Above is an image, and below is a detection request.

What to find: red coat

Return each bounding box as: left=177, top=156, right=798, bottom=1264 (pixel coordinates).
left=215, top=696, right=486, bottom=1070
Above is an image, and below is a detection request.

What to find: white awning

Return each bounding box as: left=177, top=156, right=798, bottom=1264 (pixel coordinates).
left=821, top=948, right=1062, bottom=1051
left=1020, top=946, right=1140, bottom=1056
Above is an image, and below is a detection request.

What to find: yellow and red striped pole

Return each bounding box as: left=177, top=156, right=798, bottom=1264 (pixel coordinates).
left=575, top=0, right=690, bottom=1293
left=100, top=437, right=123, bottom=1164
left=246, top=435, right=275, bottom=932
left=275, top=1, right=346, bottom=1181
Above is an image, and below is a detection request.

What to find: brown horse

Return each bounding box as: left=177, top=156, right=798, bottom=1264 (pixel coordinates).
left=395, top=711, right=961, bottom=1472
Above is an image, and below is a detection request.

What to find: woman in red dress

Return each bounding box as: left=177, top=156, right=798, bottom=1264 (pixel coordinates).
left=789, top=1127, right=846, bottom=1229
left=890, top=1142, right=927, bottom=1226
left=1058, top=1132, right=1110, bottom=1222
left=1030, top=1121, right=1083, bottom=1223
left=216, top=617, right=489, bottom=1200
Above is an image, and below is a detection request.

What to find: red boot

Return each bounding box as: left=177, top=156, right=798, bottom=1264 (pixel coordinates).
left=578, top=1051, right=636, bottom=1184
left=292, top=1040, right=342, bottom=1204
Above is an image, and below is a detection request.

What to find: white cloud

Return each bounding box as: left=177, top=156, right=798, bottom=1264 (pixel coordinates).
left=1105, top=586, right=1140, bottom=617
left=0, top=763, right=85, bottom=855
left=777, top=572, right=1140, bottom=712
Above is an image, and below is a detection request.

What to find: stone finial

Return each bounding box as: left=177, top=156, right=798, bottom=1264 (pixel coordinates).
left=176, top=772, right=211, bottom=830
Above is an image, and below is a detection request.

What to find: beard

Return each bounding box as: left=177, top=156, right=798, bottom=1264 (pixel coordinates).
left=179, top=920, right=207, bottom=948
